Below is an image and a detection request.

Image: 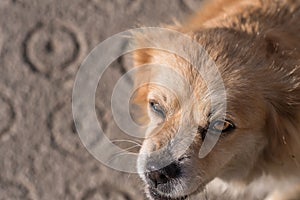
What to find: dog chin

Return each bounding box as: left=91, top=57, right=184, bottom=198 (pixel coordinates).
left=145, top=180, right=207, bottom=200
left=147, top=187, right=188, bottom=200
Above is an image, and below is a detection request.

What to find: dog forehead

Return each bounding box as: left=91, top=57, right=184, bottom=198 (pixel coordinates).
left=149, top=64, right=209, bottom=103
left=152, top=68, right=188, bottom=91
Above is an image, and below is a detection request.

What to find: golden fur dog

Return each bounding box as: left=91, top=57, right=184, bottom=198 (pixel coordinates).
left=133, top=0, right=300, bottom=199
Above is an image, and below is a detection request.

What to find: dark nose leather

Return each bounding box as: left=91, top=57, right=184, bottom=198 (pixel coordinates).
left=146, top=162, right=181, bottom=187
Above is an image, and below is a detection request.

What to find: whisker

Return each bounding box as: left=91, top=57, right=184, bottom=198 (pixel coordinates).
left=110, top=139, right=142, bottom=147
left=107, top=151, right=137, bottom=165
left=126, top=173, right=133, bottom=184
left=107, top=145, right=140, bottom=165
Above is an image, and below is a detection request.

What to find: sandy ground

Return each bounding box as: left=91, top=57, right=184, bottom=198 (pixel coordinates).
left=0, top=0, right=204, bottom=199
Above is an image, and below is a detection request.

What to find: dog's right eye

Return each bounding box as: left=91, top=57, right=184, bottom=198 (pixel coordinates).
left=149, top=100, right=166, bottom=118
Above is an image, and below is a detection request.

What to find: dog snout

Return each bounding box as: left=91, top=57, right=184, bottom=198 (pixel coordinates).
left=145, top=161, right=181, bottom=188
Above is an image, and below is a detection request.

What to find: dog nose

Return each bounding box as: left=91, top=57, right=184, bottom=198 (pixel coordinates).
left=146, top=162, right=181, bottom=187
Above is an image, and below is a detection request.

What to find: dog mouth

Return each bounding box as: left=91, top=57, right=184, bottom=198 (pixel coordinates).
left=148, top=187, right=188, bottom=200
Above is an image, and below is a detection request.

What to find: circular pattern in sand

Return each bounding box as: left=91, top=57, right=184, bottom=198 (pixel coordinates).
left=48, top=102, right=87, bottom=159
left=24, top=20, right=87, bottom=79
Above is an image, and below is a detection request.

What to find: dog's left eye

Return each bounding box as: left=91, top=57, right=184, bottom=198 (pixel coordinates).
left=210, top=120, right=235, bottom=133
left=149, top=100, right=166, bottom=118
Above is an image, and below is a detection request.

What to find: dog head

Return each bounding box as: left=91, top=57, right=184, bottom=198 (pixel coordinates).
left=132, top=26, right=300, bottom=200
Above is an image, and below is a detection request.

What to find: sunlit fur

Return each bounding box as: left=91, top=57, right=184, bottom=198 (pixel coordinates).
left=134, top=0, right=300, bottom=199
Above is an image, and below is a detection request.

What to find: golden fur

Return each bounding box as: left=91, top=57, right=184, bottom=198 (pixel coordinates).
left=134, top=0, right=300, bottom=199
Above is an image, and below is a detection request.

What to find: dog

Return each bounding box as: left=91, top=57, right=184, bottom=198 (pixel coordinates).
left=133, top=0, right=300, bottom=199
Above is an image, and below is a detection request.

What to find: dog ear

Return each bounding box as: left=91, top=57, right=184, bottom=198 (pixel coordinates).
left=264, top=19, right=300, bottom=58
left=131, top=35, right=154, bottom=125
left=132, top=32, right=155, bottom=85
left=133, top=49, right=153, bottom=68
left=132, top=47, right=152, bottom=105
left=132, top=30, right=156, bottom=68
left=131, top=48, right=151, bottom=125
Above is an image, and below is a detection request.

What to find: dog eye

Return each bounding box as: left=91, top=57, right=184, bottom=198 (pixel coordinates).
left=149, top=100, right=166, bottom=118
left=210, top=120, right=235, bottom=133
